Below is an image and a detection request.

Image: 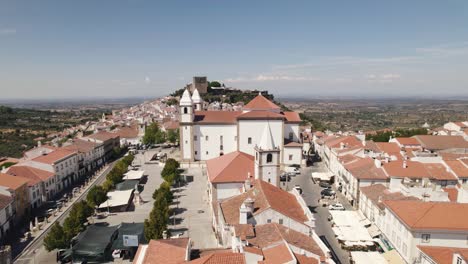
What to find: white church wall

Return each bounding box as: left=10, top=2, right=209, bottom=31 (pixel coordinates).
left=283, top=147, right=302, bottom=165
left=238, top=120, right=283, bottom=156
left=284, top=124, right=300, bottom=142
left=193, top=124, right=237, bottom=160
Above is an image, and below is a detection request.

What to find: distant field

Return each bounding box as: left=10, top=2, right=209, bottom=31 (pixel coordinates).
left=284, top=98, right=468, bottom=131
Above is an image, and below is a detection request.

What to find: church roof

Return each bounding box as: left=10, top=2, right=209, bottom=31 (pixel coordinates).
left=259, top=123, right=276, bottom=150
left=207, top=151, right=254, bottom=183
left=191, top=88, right=202, bottom=103
left=244, top=94, right=280, bottom=110
left=180, top=89, right=193, bottom=106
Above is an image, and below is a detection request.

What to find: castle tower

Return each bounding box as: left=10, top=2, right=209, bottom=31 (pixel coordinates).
left=191, top=88, right=203, bottom=111
left=179, top=89, right=194, bottom=161
left=254, top=123, right=280, bottom=186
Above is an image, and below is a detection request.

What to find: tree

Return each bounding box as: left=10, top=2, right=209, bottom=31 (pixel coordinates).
left=62, top=201, right=93, bottom=239
left=144, top=193, right=170, bottom=240
left=209, top=81, right=221, bottom=87
left=87, top=185, right=108, bottom=208
left=167, top=129, right=179, bottom=144
left=44, top=223, right=68, bottom=251
left=142, top=123, right=166, bottom=145
left=161, top=158, right=180, bottom=182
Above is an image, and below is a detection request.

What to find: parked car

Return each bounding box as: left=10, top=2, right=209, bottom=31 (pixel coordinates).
left=328, top=203, right=345, bottom=211
left=284, top=166, right=300, bottom=175
left=293, top=185, right=303, bottom=194
left=321, top=188, right=336, bottom=197
left=289, top=164, right=301, bottom=169
left=319, top=181, right=331, bottom=188
left=280, top=174, right=291, bottom=182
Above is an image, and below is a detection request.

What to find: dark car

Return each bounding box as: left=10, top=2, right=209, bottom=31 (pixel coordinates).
left=319, top=181, right=331, bottom=188
left=321, top=188, right=336, bottom=197
left=289, top=164, right=301, bottom=169
left=280, top=174, right=291, bottom=182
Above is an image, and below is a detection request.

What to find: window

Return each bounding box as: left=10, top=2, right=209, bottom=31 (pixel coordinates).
left=266, top=153, right=273, bottom=163
left=402, top=243, right=407, bottom=256
left=220, top=145, right=223, bottom=150
left=421, top=234, right=430, bottom=243
left=256, top=153, right=258, bottom=160
left=234, top=136, right=237, bottom=141
left=267, top=219, right=271, bottom=223
left=205, top=135, right=209, bottom=141
left=220, top=135, right=223, bottom=144
left=194, top=151, right=198, bottom=155
left=397, top=237, right=401, bottom=248
left=288, top=154, right=293, bottom=161
left=248, top=137, right=252, bottom=144
left=206, top=151, right=209, bottom=155
left=279, top=219, right=283, bottom=225
left=183, top=107, right=188, bottom=114
left=457, top=257, right=463, bottom=264
left=289, top=132, right=293, bottom=141
left=194, top=135, right=198, bottom=141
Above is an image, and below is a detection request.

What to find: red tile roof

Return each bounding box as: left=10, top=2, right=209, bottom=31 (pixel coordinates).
left=394, top=137, right=420, bottom=146
left=262, top=241, right=294, bottom=264
left=383, top=160, right=429, bottom=179
left=6, top=165, right=54, bottom=185
left=189, top=252, right=246, bottom=264
left=207, top=151, right=254, bottom=183
left=294, top=253, right=319, bottom=264
left=33, top=148, right=76, bottom=165
left=244, top=94, right=280, bottom=110
left=220, top=180, right=308, bottom=225
left=237, top=111, right=285, bottom=120
left=63, top=139, right=98, bottom=153
left=443, top=188, right=458, bottom=202
left=325, top=136, right=362, bottom=149
left=0, top=173, right=30, bottom=190
left=384, top=200, right=468, bottom=231
left=194, top=111, right=242, bottom=124
left=418, top=246, right=468, bottom=264
left=283, top=112, right=301, bottom=123
left=114, top=126, right=139, bottom=138
left=360, top=184, right=419, bottom=210
left=414, top=135, right=468, bottom=150
left=345, top=158, right=388, bottom=180
left=445, top=160, right=468, bottom=178
left=87, top=131, right=119, bottom=141
left=375, top=142, right=402, bottom=159
left=422, top=163, right=457, bottom=180
left=140, top=238, right=189, bottom=264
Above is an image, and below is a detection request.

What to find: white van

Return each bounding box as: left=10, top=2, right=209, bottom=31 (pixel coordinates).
left=284, top=166, right=300, bottom=175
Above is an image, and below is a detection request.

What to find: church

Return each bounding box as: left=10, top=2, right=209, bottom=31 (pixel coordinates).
left=179, top=88, right=303, bottom=167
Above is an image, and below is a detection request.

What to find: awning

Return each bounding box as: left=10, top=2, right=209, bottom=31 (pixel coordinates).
left=123, top=170, right=145, bottom=180
left=367, top=224, right=382, bottom=238
left=350, top=251, right=388, bottom=264
left=111, top=222, right=146, bottom=250
left=311, top=172, right=334, bottom=181
left=382, top=250, right=405, bottom=264
left=99, top=189, right=134, bottom=209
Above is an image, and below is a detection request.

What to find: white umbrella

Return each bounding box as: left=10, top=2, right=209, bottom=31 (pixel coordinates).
left=30, top=221, right=34, bottom=231
left=35, top=217, right=39, bottom=229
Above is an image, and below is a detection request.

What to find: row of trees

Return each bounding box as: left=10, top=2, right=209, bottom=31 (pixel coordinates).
left=43, top=154, right=135, bottom=251
left=144, top=158, right=180, bottom=240
left=366, top=128, right=428, bottom=142
left=142, top=123, right=179, bottom=145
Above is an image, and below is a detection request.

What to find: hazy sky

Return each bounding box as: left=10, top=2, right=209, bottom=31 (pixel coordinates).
left=1, top=1, right=468, bottom=99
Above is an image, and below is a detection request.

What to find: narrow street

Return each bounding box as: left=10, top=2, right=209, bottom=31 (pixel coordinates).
left=282, top=162, right=351, bottom=264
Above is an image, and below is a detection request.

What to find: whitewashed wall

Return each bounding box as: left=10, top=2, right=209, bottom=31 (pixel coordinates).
left=283, top=147, right=302, bottom=165
left=238, top=120, right=283, bottom=156
left=194, top=124, right=237, bottom=160
left=215, top=183, right=244, bottom=201
left=253, top=208, right=310, bottom=235
left=284, top=124, right=300, bottom=142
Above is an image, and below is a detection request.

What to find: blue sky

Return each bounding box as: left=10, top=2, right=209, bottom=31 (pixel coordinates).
left=1, top=0, right=467, bottom=99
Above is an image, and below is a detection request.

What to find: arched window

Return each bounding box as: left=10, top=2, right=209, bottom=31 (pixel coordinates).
left=183, top=107, right=188, bottom=114
left=267, top=153, right=273, bottom=163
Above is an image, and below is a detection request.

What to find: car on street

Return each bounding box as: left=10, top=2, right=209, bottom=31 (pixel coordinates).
left=280, top=174, right=291, bottom=182
left=328, top=203, right=345, bottom=211
left=284, top=166, right=300, bottom=175
left=319, top=181, right=331, bottom=188
left=321, top=188, right=336, bottom=197
left=293, top=185, right=303, bottom=194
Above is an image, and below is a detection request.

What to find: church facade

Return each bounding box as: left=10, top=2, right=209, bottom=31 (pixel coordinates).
left=179, top=88, right=303, bottom=166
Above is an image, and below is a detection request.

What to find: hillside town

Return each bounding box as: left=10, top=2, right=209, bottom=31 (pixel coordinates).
left=0, top=78, right=467, bottom=264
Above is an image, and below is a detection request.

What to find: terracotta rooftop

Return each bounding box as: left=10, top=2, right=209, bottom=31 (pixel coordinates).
left=384, top=200, right=468, bottom=231
left=114, top=126, right=139, bottom=138
left=87, top=131, right=119, bottom=141
left=244, top=94, right=280, bottom=110
left=325, top=136, right=362, bottom=149
left=33, top=148, right=76, bottom=165
left=344, top=157, right=388, bottom=180
left=422, top=163, right=457, bottom=180
left=189, top=252, right=246, bottom=264
left=294, top=253, right=320, bottom=264
left=413, top=135, right=468, bottom=150
left=443, top=188, right=458, bottom=202
left=163, top=120, right=180, bottom=130
left=375, top=142, right=402, bottom=159
left=360, top=184, right=419, bottom=210
left=383, top=160, right=429, bottom=179
left=233, top=224, right=255, bottom=240
left=0, top=173, right=30, bottom=190
left=139, top=238, right=189, bottom=264
left=0, top=194, right=13, bottom=210
left=394, top=137, right=420, bottom=146
left=220, top=180, right=308, bottom=225
left=194, top=111, right=242, bottom=124
left=418, top=246, right=468, bottom=264
left=207, top=151, right=254, bottom=183
left=282, top=111, right=301, bottom=123
left=6, top=165, right=55, bottom=186
left=247, top=223, right=326, bottom=258
left=63, top=139, right=98, bottom=153
left=444, top=160, right=468, bottom=178
left=261, top=241, right=294, bottom=264
left=237, top=111, right=285, bottom=120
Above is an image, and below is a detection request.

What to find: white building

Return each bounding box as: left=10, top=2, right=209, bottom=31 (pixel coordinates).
left=381, top=200, right=468, bottom=263
left=179, top=89, right=303, bottom=166
left=0, top=192, right=14, bottom=242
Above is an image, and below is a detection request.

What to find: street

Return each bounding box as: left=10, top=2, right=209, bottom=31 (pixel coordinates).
left=14, top=159, right=118, bottom=264
left=283, top=162, right=351, bottom=264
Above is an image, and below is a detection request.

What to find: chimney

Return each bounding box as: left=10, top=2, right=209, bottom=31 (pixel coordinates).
left=377, top=195, right=382, bottom=204
left=340, top=142, right=345, bottom=149
left=403, top=161, right=407, bottom=168
left=37, top=141, right=42, bottom=147
left=239, top=203, right=249, bottom=224
left=243, top=198, right=254, bottom=213
left=374, top=159, right=382, bottom=168
left=244, top=173, right=252, bottom=190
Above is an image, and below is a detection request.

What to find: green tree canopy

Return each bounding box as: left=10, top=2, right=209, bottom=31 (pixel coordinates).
left=44, top=223, right=68, bottom=251
left=142, top=123, right=166, bottom=145
left=209, top=81, right=222, bottom=87
left=167, top=129, right=179, bottom=144
left=86, top=185, right=108, bottom=208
